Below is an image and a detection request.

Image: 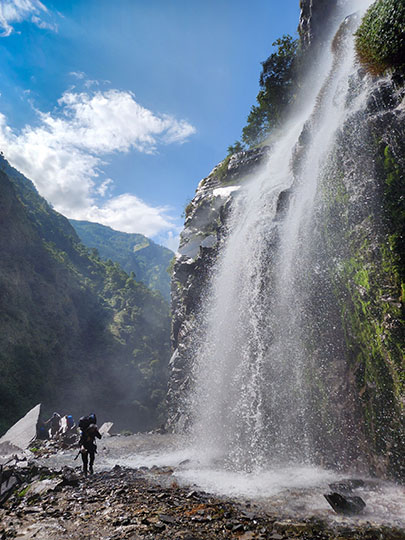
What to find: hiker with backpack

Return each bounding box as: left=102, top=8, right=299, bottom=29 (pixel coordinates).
left=78, top=413, right=101, bottom=476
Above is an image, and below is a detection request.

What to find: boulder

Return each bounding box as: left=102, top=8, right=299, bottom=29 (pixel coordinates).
left=0, top=404, right=41, bottom=453
left=324, top=492, right=366, bottom=515
left=58, top=467, right=80, bottom=487
left=99, top=422, right=114, bottom=437
left=0, top=441, right=24, bottom=464
left=0, top=474, right=19, bottom=504
left=27, top=478, right=60, bottom=497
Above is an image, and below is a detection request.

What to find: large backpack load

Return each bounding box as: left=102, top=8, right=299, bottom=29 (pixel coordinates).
left=78, top=413, right=97, bottom=431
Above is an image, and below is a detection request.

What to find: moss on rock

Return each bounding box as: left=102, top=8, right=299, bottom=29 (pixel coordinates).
left=320, top=136, right=405, bottom=478
left=355, top=0, right=405, bottom=76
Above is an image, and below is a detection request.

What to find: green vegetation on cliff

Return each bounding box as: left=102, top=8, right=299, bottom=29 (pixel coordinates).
left=242, top=35, right=299, bottom=147
left=355, top=0, right=405, bottom=76
left=320, top=128, right=405, bottom=478
left=70, top=220, right=173, bottom=301
left=0, top=157, right=171, bottom=435
left=228, top=34, right=299, bottom=153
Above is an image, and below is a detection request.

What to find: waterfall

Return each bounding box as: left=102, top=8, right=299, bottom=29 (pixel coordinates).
left=185, top=0, right=374, bottom=473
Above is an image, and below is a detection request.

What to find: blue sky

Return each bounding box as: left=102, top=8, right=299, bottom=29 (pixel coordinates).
left=0, top=0, right=300, bottom=249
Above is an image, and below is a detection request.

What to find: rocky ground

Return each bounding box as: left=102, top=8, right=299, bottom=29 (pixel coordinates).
left=1, top=459, right=405, bottom=540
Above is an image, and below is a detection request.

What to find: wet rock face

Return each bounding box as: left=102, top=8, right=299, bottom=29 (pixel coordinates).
left=167, top=147, right=269, bottom=429
left=168, top=0, right=404, bottom=479
left=298, top=0, right=339, bottom=52
left=318, top=75, right=405, bottom=479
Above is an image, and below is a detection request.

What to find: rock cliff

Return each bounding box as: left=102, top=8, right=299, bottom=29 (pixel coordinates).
left=167, top=147, right=270, bottom=429
left=167, top=3, right=404, bottom=479
left=298, top=0, right=339, bottom=52
left=316, top=75, right=405, bottom=478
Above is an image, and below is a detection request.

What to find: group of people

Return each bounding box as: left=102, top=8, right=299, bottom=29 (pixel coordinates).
left=36, top=412, right=75, bottom=441
left=44, top=412, right=76, bottom=439
left=39, top=411, right=102, bottom=476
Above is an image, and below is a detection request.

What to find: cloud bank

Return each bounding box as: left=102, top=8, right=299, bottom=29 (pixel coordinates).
left=0, top=88, right=195, bottom=244
left=0, top=0, right=57, bottom=36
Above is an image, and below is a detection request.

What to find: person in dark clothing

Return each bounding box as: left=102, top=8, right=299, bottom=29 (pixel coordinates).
left=36, top=420, right=49, bottom=440
left=79, top=423, right=101, bottom=475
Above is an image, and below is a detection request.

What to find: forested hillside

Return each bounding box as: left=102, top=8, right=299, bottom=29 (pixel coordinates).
left=0, top=156, right=171, bottom=435
left=70, top=220, right=173, bottom=301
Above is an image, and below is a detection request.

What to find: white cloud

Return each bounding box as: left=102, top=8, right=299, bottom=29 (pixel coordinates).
left=83, top=194, right=176, bottom=237
left=70, top=71, right=86, bottom=80
left=51, top=89, right=196, bottom=154
left=0, top=88, right=195, bottom=239
left=96, top=178, right=113, bottom=197
left=31, top=14, right=57, bottom=32
left=69, top=72, right=102, bottom=89
left=0, top=0, right=56, bottom=36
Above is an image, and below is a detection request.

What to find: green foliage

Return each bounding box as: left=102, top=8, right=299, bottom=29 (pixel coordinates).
left=320, top=140, right=405, bottom=477
left=17, top=486, right=30, bottom=498
left=339, top=241, right=404, bottom=460
left=242, top=35, right=299, bottom=147
left=215, top=155, right=232, bottom=182
left=183, top=199, right=194, bottom=219
left=0, top=160, right=171, bottom=435
left=70, top=220, right=173, bottom=301
left=227, top=141, right=245, bottom=155
left=355, top=0, right=405, bottom=75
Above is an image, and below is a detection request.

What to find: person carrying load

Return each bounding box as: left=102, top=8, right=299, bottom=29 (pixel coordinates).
left=78, top=413, right=101, bottom=476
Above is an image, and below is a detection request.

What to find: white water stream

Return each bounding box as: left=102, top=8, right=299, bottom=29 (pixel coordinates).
left=36, top=0, right=405, bottom=526
left=185, top=0, right=375, bottom=478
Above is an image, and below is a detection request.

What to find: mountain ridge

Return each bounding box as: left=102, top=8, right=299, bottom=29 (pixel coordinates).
left=70, top=219, right=174, bottom=301
left=0, top=157, right=171, bottom=435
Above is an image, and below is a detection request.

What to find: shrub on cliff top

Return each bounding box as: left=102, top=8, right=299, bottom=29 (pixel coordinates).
left=355, top=0, right=405, bottom=76
left=241, top=35, right=298, bottom=147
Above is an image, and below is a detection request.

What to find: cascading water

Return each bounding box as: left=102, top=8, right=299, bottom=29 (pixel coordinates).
left=185, top=0, right=374, bottom=474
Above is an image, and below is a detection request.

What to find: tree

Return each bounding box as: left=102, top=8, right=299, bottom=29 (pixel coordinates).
left=242, top=35, right=298, bottom=147
left=227, top=141, right=245, bottom=155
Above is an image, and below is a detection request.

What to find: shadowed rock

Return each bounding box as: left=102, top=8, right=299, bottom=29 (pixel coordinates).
left=59, top=467, right=80, bottom=487
left=324, top=492, right=366, bottom=515
left=0, top=475, right=19, bottom=505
